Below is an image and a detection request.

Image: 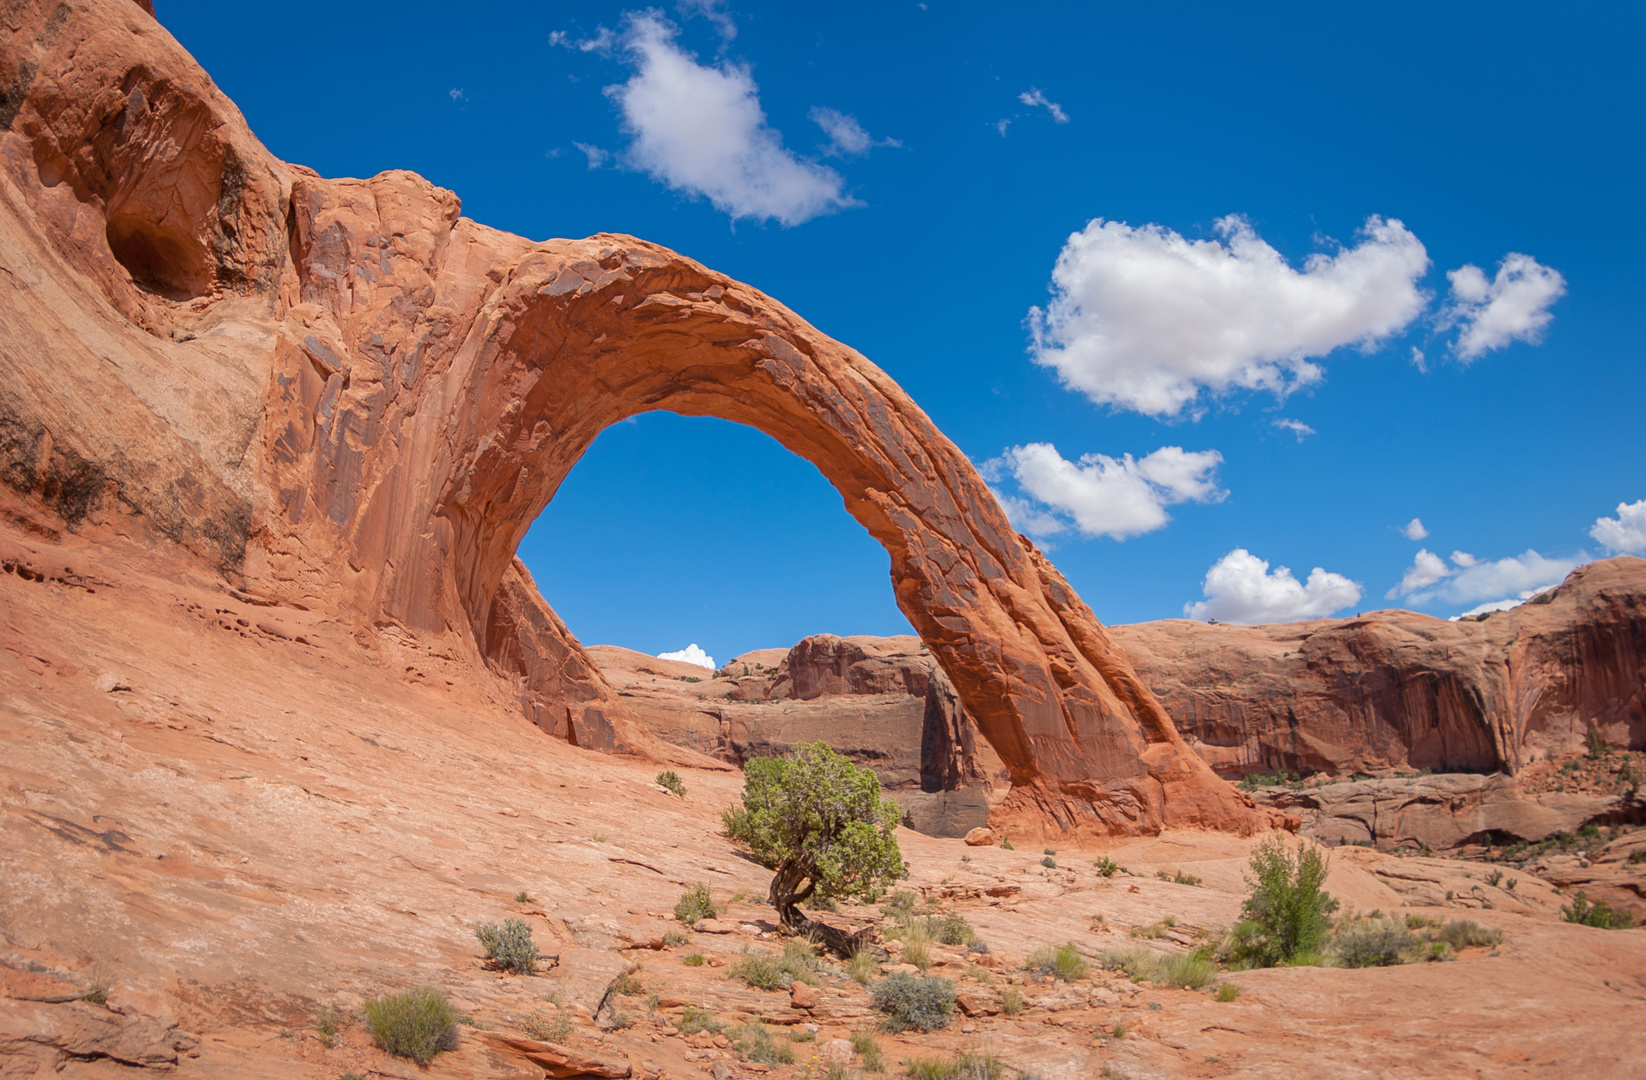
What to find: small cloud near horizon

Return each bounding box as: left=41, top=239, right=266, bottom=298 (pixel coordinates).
left=658, top=643, right=716, bottom=669
left=1185, top=548, right=1362, bottom=624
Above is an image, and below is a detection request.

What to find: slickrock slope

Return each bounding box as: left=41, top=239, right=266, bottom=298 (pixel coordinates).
left=0, top=0, right=1260, bottom=838
left=589, top=636, right=1008, bottom=837
left=4, top=523, right=1646, bottom=1079
left=1112, top=556, right=1646, bottom=778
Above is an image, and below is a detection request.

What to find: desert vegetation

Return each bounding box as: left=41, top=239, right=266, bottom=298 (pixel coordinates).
left=362, top=986, right=458, bottom=1065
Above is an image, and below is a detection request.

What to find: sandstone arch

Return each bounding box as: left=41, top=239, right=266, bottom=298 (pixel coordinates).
left=0, top=0, right=1263, bottom=837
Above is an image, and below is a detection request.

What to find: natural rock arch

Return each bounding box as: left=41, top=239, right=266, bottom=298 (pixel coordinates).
left=0, top=0, right=1263, bottom=837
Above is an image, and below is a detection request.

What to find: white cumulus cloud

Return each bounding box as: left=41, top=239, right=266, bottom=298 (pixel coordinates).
left=1185, top=549, right=1362, bottom=624
left=1399, top=517, right=1429, bottom=541
left=982, top=443, right=1224, bottom=541
left=1389, top=547, right=1579, bottom=608
left=1028, top=215, right=1431, bottom=417
left=1443, top=253, right=1566, bottom=362
left=658, top=643, right=716, bottom=669
left=606, top=13, right=856, bottom=225
left=1590, top=499, right=1646, bottom=555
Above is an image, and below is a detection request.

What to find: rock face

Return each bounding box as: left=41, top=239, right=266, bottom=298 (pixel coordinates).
left=590, top=635, right=1007, bottom=836
left=0, top=0, right=1260, bottom=837
left=1112, top=557, right=1646, bottom=778
left=1248, top=774, right=1646, bottom=850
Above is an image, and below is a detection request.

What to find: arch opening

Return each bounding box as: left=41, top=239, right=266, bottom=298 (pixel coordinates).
left=515, top=409, right=1010, bottom=836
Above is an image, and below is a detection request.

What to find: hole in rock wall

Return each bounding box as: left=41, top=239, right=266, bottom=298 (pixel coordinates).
left=520, top=412, right=912, bottom=666
left=104, top=212, right=213, bottom=300
left=518, top=413, right=998, bottom=837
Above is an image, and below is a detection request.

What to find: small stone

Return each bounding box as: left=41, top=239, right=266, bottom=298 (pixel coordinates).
left=885, top=963, right=920, bottom=976
left=823, top=1039, right=854, bottom=1064
left=964, top=827, right=995, bottom=846
left=94, top=672, right=132, bottom=693
left=790, top=981, right=818, bottom=1009
left=711, top=1062, right=733, bottom=1080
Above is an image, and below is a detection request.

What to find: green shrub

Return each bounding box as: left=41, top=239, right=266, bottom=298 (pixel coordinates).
left=883, top=890, right=922, bottom=922
left=682, top=953, right=705, bottom=967
left=1225, top=837, right=1338, bottom=967
left=1093, top=857, right=1120, bottom=878
left=314, top=1004, right=338, bottom=1048
left=362, top=986, right=458, bottom=1065
left=729, top=951, right=792, bottom=991
left=663, top=930, right=689, bottom=947
left=850, top=1029, right=885, bottom=1072
left=675, top=883, right=719, bottom=926
left=1562, top=891, right=1635, bottom=928
left=1040, top=856, right=1057, bottom=869
left=848, top=947, right=879, bottom=984
left=1155, top=951, right=1217, bottom=989
left=1157, top=869, right=1203, bottom=887
left=1025, top=942, right=1088, bottom=981
left=657, top=770, right=687, bottom=797
left=611, top=971, right=643, bottom=996
left=733, top=1022, right=794, bottom=1065
left=999, top=986, right=1023, bottom=1015
left=1215, top=982, right=1240, bottom=1002
left=933, top=912, right=977, bottom=946
left=1001, top=837, right=1014, bottom=850
left=678, top=1006, right=723, bottom=1034
left=907, top=1052, right=1004, bottom=1080
left=521, top=1008, right=572, bottom=1042
left=1101, top=946, right=1213, bottom=988
left=869, top=972, right=955, bottom=1032
left=475, top=918, right=539, bottom=974
left=514, top=891, right=534, bottom=903
left=1432, top=920, right=1503, bottom=950
left=1330, top=918, right=1418, bottom=968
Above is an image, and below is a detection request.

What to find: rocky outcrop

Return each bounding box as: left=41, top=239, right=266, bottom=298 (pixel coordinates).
left=1249, top=774, right=1646, bottom=850
left=589, top=636, right=1007, bottom=837
left=0, top=0, right=1261, bottom=837
left=1112, top=557, right=1646, bottom=779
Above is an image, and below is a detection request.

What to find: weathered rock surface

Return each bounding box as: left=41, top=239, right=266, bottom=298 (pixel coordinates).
left=0, top=0, right=1259, bottom=838
left=1249, top=773, right=1646, bottom=849
left=590, top=635, right=1005, bottom=836
left=1113, top=556, right=1646, bottom=778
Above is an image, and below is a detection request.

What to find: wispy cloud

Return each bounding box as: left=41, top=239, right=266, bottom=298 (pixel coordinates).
left=1388, top=547, right=1581, bottom=608
left=810, top=107, right=899, bottom=157
left=1272, top=418, right=1315, bottom=441
left=595, top=13, right=856, bottom=225
left=1018, top=88, right=1069, bottom=123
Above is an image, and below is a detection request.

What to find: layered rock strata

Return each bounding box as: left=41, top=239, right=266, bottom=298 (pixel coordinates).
left=0, top=0, right=1260, bottom=836
left=1112, top=557, right=1646, bottom=778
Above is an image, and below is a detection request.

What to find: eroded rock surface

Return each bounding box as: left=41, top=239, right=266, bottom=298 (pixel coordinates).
left=591, top=635, right=1008, bottom=836
left=0, top=0, right=1259, bottom=838
left=1113, top=556, right=1646, bottom=778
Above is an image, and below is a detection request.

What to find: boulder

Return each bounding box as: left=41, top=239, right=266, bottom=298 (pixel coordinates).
left=964, top=827, right=996, bottom=846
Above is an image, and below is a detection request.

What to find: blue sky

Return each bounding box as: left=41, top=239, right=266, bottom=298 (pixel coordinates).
left=164, top=1, right=1645, bottom=665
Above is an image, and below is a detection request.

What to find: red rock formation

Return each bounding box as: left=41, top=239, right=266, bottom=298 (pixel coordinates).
left=590, top=635, right=1009, bottom=836
left=1112, top=557, right=1646, bottom=779
left=0, top=0, right=1261, bottom=837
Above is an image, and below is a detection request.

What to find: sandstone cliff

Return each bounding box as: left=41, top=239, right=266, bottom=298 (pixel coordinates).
left=1112, top=556, right=1646, bottom=778
left=590, top=635, right=1008, bottom=837
left=0, top=0, right=1259, bottom=837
